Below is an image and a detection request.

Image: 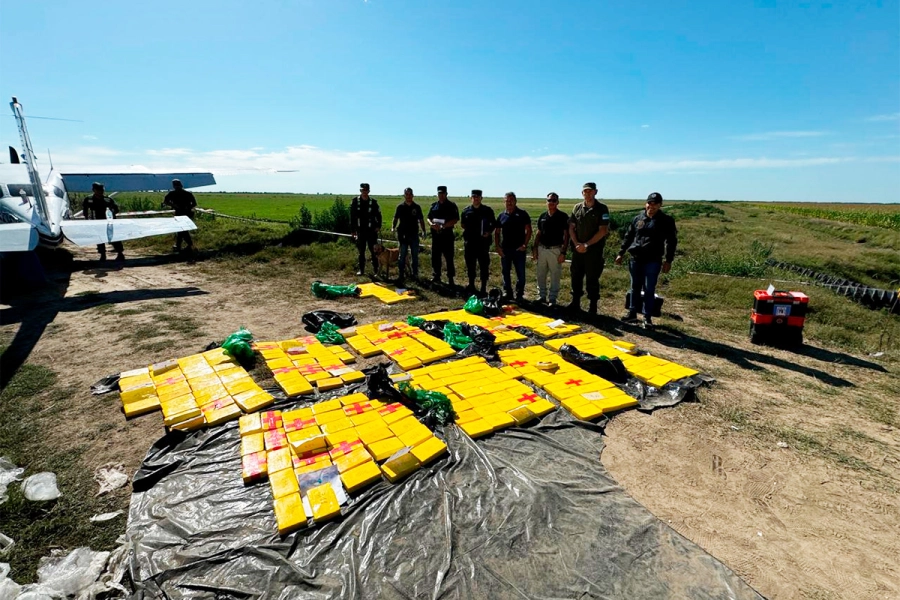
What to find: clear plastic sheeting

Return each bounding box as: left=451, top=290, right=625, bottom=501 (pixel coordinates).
left=125, top=408, right=761, bottom=599
left=93, top=465, right=128, bottom=496
left=0, top=457, right=24, bottom=505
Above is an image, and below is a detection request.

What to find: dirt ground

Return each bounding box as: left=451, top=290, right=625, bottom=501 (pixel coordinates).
left=3, top=246, right=898, bottom=599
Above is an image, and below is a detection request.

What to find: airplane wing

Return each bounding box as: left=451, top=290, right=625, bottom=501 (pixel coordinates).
left=61, top=172, right=216, bottom=192
left=0, top=223, right=39, bottom=251
left=61, top=216, right=196, bottom=246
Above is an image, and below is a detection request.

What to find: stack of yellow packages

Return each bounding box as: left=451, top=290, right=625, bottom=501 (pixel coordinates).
left=344, top=321, right=456, bottom=371
left=546, top=332, right=699, bottom=388
left=543, top=331, right=637, bottom=359
left=496, top=310, right=581, bottom=338
left=254, top=337, right=363, bottom=396
left=618, top=354, right=700, bottom=389
left=117, top=347, right=274, bottom=429
left=405, top=356, right=557, bottom=439
left=498, top=346, right=638, bottom=421
left=356, top=282, right=417, bottom=304
left=238, top=392, right=448, bottom=535
left=415, top=309, right=528, bottom=345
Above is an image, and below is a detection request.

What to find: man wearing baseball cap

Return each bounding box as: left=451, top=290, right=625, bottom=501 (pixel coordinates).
left=350, top=183, right=383, bottom=276
left=567, top=182, right=610, bottom=315
left=615, top=192, right=678, bottom=328
left=427, top=185, right=459, bottom=286
left=460, top=189, right=496, bottom=296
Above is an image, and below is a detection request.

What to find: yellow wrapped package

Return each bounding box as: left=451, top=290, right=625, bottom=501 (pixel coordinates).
left=340, top=460, right=383, bottom=494
left=306, top=482, right=341, bottom=523
left=273, top=492, right=307, bottom=535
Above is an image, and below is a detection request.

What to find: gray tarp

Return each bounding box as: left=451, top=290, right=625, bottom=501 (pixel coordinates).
left=125, top=401, right=762, bottom=600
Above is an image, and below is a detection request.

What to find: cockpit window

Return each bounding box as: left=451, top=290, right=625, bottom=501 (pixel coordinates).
left=7, top=183, right=35, bottom=198
left=52, top=186, right=65, bottom=198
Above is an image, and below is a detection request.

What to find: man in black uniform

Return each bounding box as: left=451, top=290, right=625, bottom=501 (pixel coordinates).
left=567, top=182, right=610, bottom=315
left=494, top=192, right=532, bottom=302
left=532, top=192, right=569, bottom=306
left=615, top=192, right=677, bottom=328
left=163, top=179, right=197, bottom=255
left=82, top=182, right=124, bottom=262
left=427, top=185, right=459, bottom=286
left=460, top=189, right=496, bottom=296
left=350, top=183, right=382, bottom=276
left=391, top=187, right=426, bottom=283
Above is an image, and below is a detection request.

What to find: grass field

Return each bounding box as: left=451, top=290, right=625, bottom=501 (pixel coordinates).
left=1, top=195, right=898, bottom=590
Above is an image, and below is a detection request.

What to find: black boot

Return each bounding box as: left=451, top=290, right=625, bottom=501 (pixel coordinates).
left=566, top=295, right=582, bottom=311
left=588, top=299, right=598, bottom=315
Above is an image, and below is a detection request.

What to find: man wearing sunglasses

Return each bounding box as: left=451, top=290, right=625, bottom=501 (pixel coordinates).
left=615, top=192, right=678, bottom=328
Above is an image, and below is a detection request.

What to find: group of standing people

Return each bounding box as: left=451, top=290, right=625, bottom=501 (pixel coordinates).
left=351, top=182, right=677, bottom=326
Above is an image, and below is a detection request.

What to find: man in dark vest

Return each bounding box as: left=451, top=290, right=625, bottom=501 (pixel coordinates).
left=615, top=192, right=678, bottom=328
left=81, top=182, right=124, bottom=262
left=350, top=183, right=382, bottom=276
left=460, top=189, right=496, bottom=296
left=427, top=185, right=459, bottom=286
left=391, top=187, right=426, bottom=284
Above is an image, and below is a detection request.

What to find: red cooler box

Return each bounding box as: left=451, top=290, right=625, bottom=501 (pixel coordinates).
left=750, top=289, right=808, bottom=346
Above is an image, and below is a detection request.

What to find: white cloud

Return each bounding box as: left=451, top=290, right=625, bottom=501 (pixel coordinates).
left=46, top=144, right=898, bottom=180
left=641, top=124, right=650, bottom=128
left=865, top=113, right=900, bottom=122
left=732, top=131, right=829, bottom=141
left=82, top=135, right=97, bottom=140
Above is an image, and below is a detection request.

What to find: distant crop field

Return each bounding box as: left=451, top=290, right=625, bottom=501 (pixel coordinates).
left=759, top=204, right=900, bottom=231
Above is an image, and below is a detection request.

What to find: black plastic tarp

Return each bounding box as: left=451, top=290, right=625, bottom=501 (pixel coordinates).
left=125, top=406, right=761, bottom=599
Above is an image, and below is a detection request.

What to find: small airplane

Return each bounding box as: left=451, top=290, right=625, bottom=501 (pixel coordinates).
left=0, top=97, right=215, bottom=253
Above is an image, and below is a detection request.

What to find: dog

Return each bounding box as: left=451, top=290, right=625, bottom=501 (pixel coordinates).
left=373, top=243, right=401, bottom=279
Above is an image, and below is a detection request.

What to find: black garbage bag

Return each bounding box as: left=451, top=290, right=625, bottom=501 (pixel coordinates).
left=482, top=287, right=506, bottom=316
left=363, top=364, right=452, bottom=429
left=91, top=374, right=120, bottom=395
left=420, top=319, right=449, bottom=339
left=559, top=343, right=629, bottom=384
left=302, top=310, right=357, bottom=333
left=456, top=323, right=498, bottom=360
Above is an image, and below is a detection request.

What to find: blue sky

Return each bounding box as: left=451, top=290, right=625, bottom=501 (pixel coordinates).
left=1, top=0, right=898, bottom=201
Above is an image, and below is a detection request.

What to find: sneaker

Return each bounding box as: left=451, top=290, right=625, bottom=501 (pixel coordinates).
left=172, top=245, right=181, bottom=253
left=538, top=297, right=547, bottom=305
left=355, top=270, right=364, bottom=276
left=621, top=312, right=638, bottom=323
left=642, top=316, right=654, bottom=329
left=515, top=294, right=525, bottom=304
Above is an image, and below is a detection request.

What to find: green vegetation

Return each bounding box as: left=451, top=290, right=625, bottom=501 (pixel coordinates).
left=763, top=204, right=900, bottom=231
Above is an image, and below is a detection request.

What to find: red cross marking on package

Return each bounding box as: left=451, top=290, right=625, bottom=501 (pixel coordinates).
left=329, top=439, right=361, bottom=457
left=285, top=417, right=316, bottom=431
left=243, top=451, right=266, bottom=472
left=379, top=403, right=401, bottom=414
left=387, top=331, right=407, bottom=339
left=265, top=431, right=286, bottom=446
left=299, top=365, right=323, bottom=374
left=390, top=348, right=408, bottom=356
left=344, top=403, right=370, bottom=415
left=372, top=337, right=389, bottom=345
left=261, top=412, right=281, bottom=429
left=406, top=329, right=422, bottom=335
left=564, top=379, right=584, bottom=387
left=272, top=367, right=296, bottom=374
left=508, top=360, right=528, bottom=368
left=321, top=363, right=344, bottom=371
left=517, top=393, right=539, bottom=403
left=208, top=398, right=229, bottom=410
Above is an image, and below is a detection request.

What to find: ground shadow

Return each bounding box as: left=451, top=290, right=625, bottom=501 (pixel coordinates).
left=1, top=259, right=208, bottom=392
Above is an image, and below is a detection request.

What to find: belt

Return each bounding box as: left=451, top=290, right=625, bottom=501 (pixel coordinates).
left=540, top=244, right=562, bottom=249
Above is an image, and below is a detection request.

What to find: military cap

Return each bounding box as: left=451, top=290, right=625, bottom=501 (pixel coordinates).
left=582, top=182, right=597, bottom=191
left=404, top=187, right=413, bottom=194
left=360, top=183, right=370, bottom=190
left=471, top=189, right=483, bottom=196
left=437, top=185, right=448, bottom=193
left=92, top=182, right=104, bottom=190
left=172, top=178, right=182, bottom=186
left=647, top=192, right=663, bottom=204
left=547, top=192, right=560, bottom=201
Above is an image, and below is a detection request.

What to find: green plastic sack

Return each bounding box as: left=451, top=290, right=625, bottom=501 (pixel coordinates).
left=463, top=295, right=484, bottom=315
left=406, top=316, right=425, bottom=328
left=315, top=322, right=346, bottom=345
left=311, top=281, right=360, bottom=299
left=221, top=327, right=255, bottom=365
left=442, top=322, right=473, bottom=351
left=398, top=382, right=455, bottom=425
